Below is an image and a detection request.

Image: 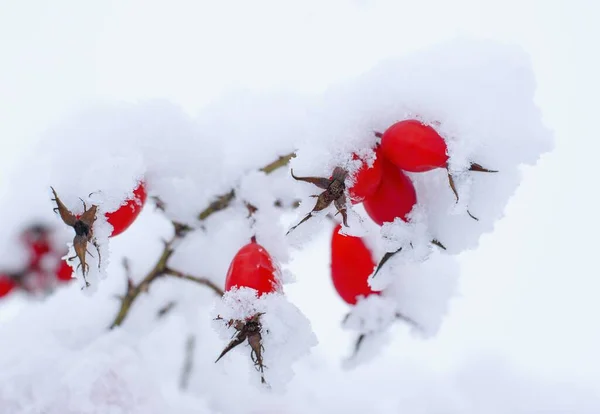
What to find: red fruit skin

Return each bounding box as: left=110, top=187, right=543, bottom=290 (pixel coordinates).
left=225, top=240, right=281, bottom=296
left=21, top=228, right=52, bottom=270
left=106, top=182, right=147, bottom=237
left=348, top=150, right=384, bottom=204
left=331, top=224, right=378, bottom=305
left=27, top=242, right=51, bottom=271
left=0, top=274, right=16, bottom=297
left=381, top=119, right=449, bottom=172
left=363, top=160, right=417, bottom=225
left=55, top=260, right=73, bottom=282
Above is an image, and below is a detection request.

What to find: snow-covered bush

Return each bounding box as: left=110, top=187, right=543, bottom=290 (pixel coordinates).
left=0, top=38, right=554, bottom=413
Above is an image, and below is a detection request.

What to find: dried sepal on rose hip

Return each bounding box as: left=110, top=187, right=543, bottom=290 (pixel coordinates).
left=215, top=312, right=267, bottom=383
left=286, top=146, right=384, bottom=234
left=286, top=167, right=349, bottom=234
left=50, top=187, right=101, bottom=287
left=214, top=237, right=281, bottom=384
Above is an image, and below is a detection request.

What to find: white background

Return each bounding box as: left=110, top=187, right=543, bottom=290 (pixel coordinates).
left=1, top=0, right=599, bottom=405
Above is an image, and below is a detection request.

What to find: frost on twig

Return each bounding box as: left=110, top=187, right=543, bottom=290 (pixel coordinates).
left=109, top=222, right=221, bottom=329
left=111, top=152, right=297, bottom=329
left=197, top=152, right=296, bottom=221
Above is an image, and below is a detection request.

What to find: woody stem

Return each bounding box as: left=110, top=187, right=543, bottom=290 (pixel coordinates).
left=110, top=153, right=293, bottom=329
left=163, top=267, right=224, bottom=296
left=197, top=152, right=296, bottom=221
left=109, top=233, right=176, bottom=329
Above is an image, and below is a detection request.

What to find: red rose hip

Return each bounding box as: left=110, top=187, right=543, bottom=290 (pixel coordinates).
left=331, top=224, right=379, bottom=305
left=348, top=150, right=384, bottom=204
left=225, top=238, right=281, bottom=296
left=106, top=181, right=147, bottom=237
left=0, top=274, right=16, bottom=297
left=363, top=159, right=417, bottom=225
left=55, top=260, right=73, bottom=282
left=381, top=119, right=448, bottom=172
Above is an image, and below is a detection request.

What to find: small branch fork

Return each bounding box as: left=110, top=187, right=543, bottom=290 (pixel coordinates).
left=163, top=267, right=223, bottom=296
left=109, top=221, right=223, bottom=329
left=110, top=153, right=296, bottom=329
left=197, top=153, right=296, bottom=221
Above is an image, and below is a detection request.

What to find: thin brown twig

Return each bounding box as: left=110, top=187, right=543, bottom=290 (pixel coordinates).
left=110, top=153, right=295, bottom=329
left=197, top=152, right=296, bottom=221
left=259, top=153, right=296, bottom=174
left=109, top=220, right=221, bottom=328
left=164, top=267, right=224, bottom=296
left=371, top=239, right=446, bottom=279
left=180, top=334, right=196, bottom=391
left=156, top=301, right=177, bottom=319
left=109, top=232, right=179, bottom=329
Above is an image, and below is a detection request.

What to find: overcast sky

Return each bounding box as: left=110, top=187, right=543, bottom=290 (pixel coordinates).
left=1, top=0, right=598, bottom=391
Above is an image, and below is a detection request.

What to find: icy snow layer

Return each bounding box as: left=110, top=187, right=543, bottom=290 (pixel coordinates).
left=292, top=38, right=552, bottom=249
left=0, top=38, right=555, bottom=413
left=212, top=288, right=318, bottom=392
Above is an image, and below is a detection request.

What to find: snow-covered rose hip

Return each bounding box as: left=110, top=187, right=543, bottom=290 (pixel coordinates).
left=378, top=119, right=497, bottom=218
left=380, top=120, right=448, bottom=172
left=363, top=159, right=417, bottom=225
left=51, top=181, right=146, bottom=286
left=224, top=237, right=281, bottom=295
left=331, top=224, right=379, bottom=304
left=216, top=237, right=281, bottom=384
left=0, top=274, right=16, bottom=297
left=348, top=150, right=383, bottom=204
left=106, top=181, right=147, bottom=237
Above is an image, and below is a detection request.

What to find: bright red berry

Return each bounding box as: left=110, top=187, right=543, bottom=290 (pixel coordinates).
left=106, top=181, right=147, bottom=237
left=348, top=150, right=384, bottom=204
left=225, top=239, right=281, bottom=296
left=55, top=260, right=73, bottom=282
left=331, top=224, right=379, bottom=305
left=363, top=159, right=417, bottom=225
left=21, top=225, right=52, bottom=270
left=0, top=274, right=16, bottom=297
left=381, top=119, right=448, bottom=172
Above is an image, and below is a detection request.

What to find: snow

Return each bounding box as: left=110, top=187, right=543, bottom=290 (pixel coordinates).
left=212, top=288, right=317, bottom=391
left=0, top=0, right=597, bottom=412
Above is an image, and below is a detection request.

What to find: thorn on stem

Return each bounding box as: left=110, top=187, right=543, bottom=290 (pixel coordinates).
left=469, top=162, right=498, bottom=173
